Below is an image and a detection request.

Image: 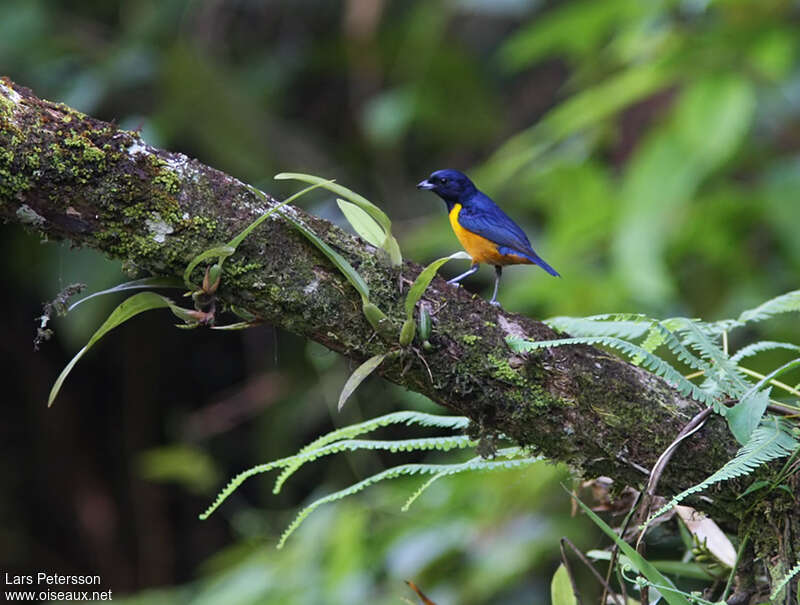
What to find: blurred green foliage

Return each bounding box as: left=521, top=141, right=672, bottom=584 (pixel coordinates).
left=3, top=0, right=800, bottom=603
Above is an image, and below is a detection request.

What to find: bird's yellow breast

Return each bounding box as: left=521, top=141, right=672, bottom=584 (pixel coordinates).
left=448, top=204, right=531, bottom=266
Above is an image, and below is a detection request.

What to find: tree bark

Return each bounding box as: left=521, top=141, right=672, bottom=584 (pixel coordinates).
left=0, top=77, right=744, bottom=511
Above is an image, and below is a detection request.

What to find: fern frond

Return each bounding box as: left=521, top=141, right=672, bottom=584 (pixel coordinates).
left=273, top=411, right=469, bottom=492
left=646, top=319, right=709, bottom=372
left=547, top=314, right=708, bottom=373
left=731, top=341, right=800, bottom=363
left=737, top=290, right=800, bottom=325
left=507, top=336, right=715, bottom=405
left=638, top=324, right=668, bottom=354
left=770, top=559, right=800, bottom=600
left=277, top=449, right=543, bottom=548
left=401, top=447, right=538, bottom=511
left=271, top=435, right=476, bottom=494
left=645, top=418, right=798, bottom=525
left=546, top=315, right=652, bottom=339
left=675, top=319, right=750, bottom=401
left=200, top=434, right=475, bottom=519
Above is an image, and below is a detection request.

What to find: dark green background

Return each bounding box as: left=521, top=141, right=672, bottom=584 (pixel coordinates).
left=2, top=1, right=798, bottom=603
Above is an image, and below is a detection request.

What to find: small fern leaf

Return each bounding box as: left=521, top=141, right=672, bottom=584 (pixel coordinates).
left=546, top=316, right=652, bottom=339
left=401, top=446, right=528, bottom=511
left=676, top=319, right=750, bottom=399
left=645, top=418, right=798, bottom=525
left=507, top=336, right=714, bottom=404
left=272, top=434, right=476, bottom=494
left=278, top=450, right=542, bottom=548
left=638, top=323, right=668, bottom=354
left=402, top=473, right=447, bottom=512
left=546, top=314, right=711, bottom=375
left=272, top=411, right=469, bottom=493
left=770, top=559, right=800, bottom=600
left=731, top=341, right=800, bottom=363
left=200, top=434, right=476, bottom=520
left=738, top=290, right=800, bottom=325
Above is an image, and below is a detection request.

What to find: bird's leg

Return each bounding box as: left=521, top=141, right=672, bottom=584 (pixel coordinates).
left=489, top=265, right=502, bottom=307
left=447, top=263, right=479, bottom=285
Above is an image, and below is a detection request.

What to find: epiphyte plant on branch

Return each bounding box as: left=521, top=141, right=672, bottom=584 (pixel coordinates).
left=46, top=172, right=461, bottom=408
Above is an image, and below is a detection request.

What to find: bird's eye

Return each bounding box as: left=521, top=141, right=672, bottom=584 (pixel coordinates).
left=440, top=177, right=448, bottom=185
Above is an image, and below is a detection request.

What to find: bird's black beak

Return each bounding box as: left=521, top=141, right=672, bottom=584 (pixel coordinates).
left=416, top=179, right=435, bottom=190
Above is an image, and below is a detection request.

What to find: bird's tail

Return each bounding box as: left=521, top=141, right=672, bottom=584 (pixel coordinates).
left=522, top=250, right=560, bottom=277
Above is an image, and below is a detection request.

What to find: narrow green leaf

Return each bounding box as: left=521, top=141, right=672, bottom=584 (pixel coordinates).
left=275, top=172, right=392, bottom=233
left=737, top=480, right=770, bottom=500
left=570, top=492, right=691, bottom=605
left=230, top=181, right=332, bottom=249
left=381, top=232, right=403, bottom=266
left=587, top=551, right=715, bottom=580
left=68, top=277, right=184, bottom=312
left=742, top=358, right=800, bottom=399
left=48, top=292, right=173, bottom=406
left=398, top=318, right=416, bottom=347
left=507, top=335, right=713, bottom=405
left=338, top=354, right=386, bottom=411
left=361, top=301, right=393, bottom=339
left=284, top=213, right=370, bottom=300
left=405, top=251, right=472, bottom=318
left=550, top=564, right=577, bottom=605
left=211, top=322, right=259, bottom=330
left=727, top=389, right=771, bottom=445
left=337, top=199, right=385, bottom=247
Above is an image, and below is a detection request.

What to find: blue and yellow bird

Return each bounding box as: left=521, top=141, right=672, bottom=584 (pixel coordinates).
left=417, top=169, right=559, bottom=306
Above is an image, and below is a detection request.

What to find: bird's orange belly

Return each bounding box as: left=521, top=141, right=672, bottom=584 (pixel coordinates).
left=449, top=204, right=532, bottom=266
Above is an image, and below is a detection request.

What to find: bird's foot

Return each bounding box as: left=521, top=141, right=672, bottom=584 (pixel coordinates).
left=489, top=299, right=502, bottom=308
left=446, top=279, right=461, bottom=286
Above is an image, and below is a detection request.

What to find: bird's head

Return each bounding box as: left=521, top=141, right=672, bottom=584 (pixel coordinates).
left=416, top=169, right=477, bottom=203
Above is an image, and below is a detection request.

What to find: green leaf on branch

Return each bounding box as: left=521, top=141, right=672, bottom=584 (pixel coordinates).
left=183, top=180, right=333, bottom=290
left=338, top=354, right=387, bottom=411
left=404, top=251, right=471, bottom=319
left=336, top=199, right=385, bottom=248
left=284, top=213, right=370, bottom=300
left=276, top=172, right=402, bottom=265
left=48, top=292, right=174, bottom=407
left=67, top=276, right=184, bottom=312
left=727, top=389, right=770, bottom=445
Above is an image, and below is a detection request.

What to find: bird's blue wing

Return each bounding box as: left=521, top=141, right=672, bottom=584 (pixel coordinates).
left=457, top=195, right=534, bottom=255
left=458, top=194, right=560, bottom=276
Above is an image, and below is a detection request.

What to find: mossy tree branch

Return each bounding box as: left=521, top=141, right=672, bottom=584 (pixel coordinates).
left=0, top=77, right=741, bottom=507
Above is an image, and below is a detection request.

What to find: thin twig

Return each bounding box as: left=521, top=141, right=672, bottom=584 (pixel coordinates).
left=720, top=532, right=749, bottom=602
left=561, top=537, right=624, bottom=605
left=558, top=538, right=584, bottom=605
left=635, top=406, right=713, bottom=549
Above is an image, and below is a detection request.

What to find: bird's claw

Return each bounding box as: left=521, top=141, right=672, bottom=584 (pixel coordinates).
left=489, top=299, right=502, bottom=308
